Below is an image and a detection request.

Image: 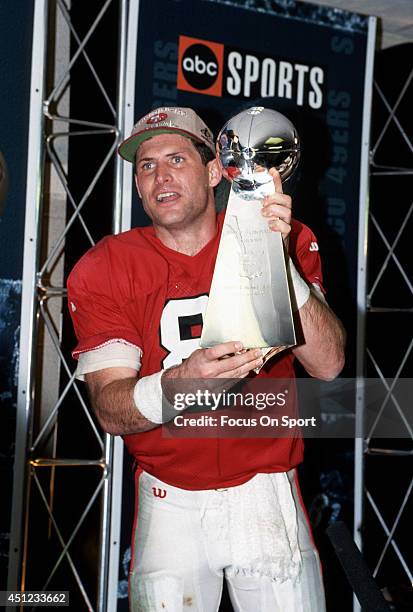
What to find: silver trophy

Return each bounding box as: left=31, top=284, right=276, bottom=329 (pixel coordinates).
left=200, top=107, right=300, bottom=351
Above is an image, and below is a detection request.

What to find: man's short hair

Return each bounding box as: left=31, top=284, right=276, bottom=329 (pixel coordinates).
left=193, top=141, right=216, bottom=166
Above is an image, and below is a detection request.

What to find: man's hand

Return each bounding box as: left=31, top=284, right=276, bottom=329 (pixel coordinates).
left=261, top=168, right=292, bottom=243
left=163, top=341, right=263, bottom=380
left=161, top=342, right=263, bottom=416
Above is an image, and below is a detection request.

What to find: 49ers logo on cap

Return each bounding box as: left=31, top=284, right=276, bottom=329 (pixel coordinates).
left=177, top=36, right=224, bottom=97
left=146, top=112, right=168, bottom=124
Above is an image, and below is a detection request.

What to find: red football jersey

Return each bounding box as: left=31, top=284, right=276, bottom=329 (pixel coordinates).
left=68, top=212, right=324, bottom=489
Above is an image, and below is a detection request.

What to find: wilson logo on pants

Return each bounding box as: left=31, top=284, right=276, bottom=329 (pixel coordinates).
left=152, top=487, right=167, bottom=498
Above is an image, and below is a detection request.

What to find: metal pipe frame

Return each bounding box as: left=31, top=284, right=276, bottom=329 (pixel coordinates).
left=355, top=32, right=413, bottom=612
left=8, top=1, right=128, bottom=610
left=353, top=16, right=377, bottom=612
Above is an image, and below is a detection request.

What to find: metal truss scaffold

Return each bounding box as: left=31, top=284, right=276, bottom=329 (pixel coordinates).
left=355, top=46, right=413, bottom=611
left=8, top=1, right=128, bottom=610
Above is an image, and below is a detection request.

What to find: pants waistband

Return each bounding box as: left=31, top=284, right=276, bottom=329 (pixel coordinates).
left=138, top=469, right=295, bottom=509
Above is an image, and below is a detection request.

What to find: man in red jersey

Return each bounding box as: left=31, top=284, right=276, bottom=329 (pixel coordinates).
left=68, top=107, right=345, bottom=611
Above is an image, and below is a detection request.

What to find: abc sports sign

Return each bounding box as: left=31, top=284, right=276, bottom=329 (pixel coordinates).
left=177, top=36, right=224, bottom=96
left=177, top=35, right=325, bottom=109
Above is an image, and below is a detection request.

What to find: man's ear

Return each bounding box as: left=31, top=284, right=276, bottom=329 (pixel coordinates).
left=207, top=158, right=222, bottom=188
left=134, top=172, right=142, bottom=198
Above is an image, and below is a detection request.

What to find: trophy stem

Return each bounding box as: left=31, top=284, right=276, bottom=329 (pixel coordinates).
left=200, top=187, right=296, bottom=350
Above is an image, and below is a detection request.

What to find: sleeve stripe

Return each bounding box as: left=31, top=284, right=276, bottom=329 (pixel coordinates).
left=72, top=338, right=142, bottom=358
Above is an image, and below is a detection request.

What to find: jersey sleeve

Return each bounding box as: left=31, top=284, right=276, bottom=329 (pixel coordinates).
left=290, top=222, right=325, bottom=294
left=75, top=342, right=142, bottom=380
left=67, top=239, right=143, bottom=359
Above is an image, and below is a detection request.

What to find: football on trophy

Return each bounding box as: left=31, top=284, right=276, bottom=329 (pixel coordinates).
left=216, top=106, right=300, bottom=200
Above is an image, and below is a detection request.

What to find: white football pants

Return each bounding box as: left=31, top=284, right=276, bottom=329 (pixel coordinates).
left=129, top=469, right=326, bottom=612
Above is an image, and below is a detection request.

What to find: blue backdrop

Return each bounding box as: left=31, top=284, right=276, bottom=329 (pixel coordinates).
left=118, top=0, right=373, bottom=609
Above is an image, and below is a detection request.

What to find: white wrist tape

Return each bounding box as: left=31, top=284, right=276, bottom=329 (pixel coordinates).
left=133, top=371, right=167, bottom=424
left=288, top=258, right=310, bottom=310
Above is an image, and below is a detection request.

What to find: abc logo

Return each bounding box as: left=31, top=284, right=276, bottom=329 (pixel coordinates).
left=177, top=36, right=223, bottom=97
left=182, top=45, right=217, bottom=89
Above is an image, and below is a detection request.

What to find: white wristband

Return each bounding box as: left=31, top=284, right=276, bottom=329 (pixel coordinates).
left=288, top=258, right=310, bottom=310
left=133, top=371, right=167, bottom=424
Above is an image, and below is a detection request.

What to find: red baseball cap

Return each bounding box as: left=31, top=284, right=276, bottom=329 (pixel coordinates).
left=118, top=106, right=215, bottom=163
